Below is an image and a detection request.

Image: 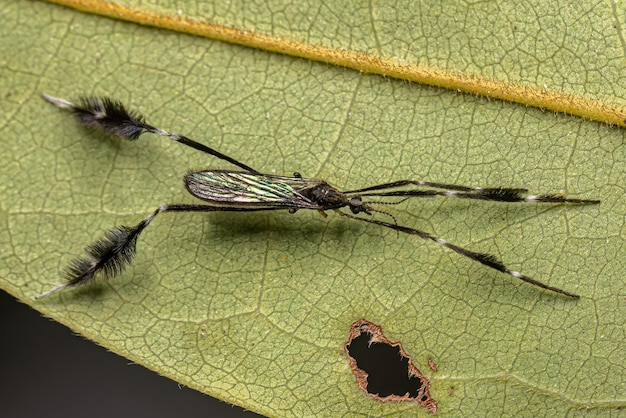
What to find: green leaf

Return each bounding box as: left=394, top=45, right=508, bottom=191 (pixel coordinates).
left=2, top=1, right=624, bottom=416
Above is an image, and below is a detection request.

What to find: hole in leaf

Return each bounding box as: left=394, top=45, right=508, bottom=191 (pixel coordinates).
left=345, top=319, right=437, bottom=414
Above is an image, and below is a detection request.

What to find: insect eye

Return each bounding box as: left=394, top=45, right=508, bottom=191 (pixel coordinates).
left=349, top=197, right=364, bottom=214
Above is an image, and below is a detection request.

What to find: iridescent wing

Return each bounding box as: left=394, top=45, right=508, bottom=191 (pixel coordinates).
left=184, top=170, right=325, bottom=209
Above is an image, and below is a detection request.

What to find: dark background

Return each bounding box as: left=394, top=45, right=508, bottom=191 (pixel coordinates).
left=0, top=290, right=261, bottom=418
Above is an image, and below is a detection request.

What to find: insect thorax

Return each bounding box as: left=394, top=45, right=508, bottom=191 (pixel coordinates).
left=297, top=182, right=349, bottom=209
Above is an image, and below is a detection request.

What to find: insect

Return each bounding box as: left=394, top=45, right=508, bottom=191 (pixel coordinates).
left=36, top=94, right=599, bottom=300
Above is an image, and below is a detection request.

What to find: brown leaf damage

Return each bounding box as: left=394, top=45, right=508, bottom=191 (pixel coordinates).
left=345, top=319, right=437, bottom=414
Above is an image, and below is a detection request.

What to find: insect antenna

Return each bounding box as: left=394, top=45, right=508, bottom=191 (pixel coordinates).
left=336, top=211, right=580, bottom=298
left=365, top=206, right=402, bottom=237
left=368, top=206, right=399, bottom=225
left=362, top=198, right=413, bottom=231
left=42, top=94, right=257, bottom=173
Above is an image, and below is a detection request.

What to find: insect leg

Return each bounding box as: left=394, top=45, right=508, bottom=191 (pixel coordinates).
left=356, top=188, right=600, bottom=204
left=42, top=94, right=258, bottom=173
left=36, top=204, right=281, bottom=299
left=345, top=179, right=599, bottom=204
left=432, top=188, right=599, bottom=203
left=336, top=211, right=580, bottom=298
left=344, top=180, right=522, bottom=194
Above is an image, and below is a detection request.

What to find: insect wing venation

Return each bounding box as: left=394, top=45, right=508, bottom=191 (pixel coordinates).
left=185, top=170, right=320, bottom=208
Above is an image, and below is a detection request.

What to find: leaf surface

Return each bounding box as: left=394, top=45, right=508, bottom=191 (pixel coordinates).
left=1, top=1, right=624, bottom=416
